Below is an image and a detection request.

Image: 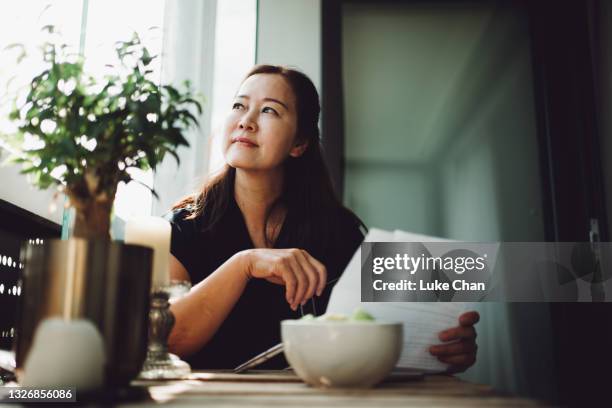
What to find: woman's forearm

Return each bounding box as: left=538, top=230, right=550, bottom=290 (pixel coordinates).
left=168, top=251, right=251, bottom=357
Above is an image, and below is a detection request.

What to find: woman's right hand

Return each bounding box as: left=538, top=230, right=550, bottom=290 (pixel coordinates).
left=240, top=248, right=327, bottom=310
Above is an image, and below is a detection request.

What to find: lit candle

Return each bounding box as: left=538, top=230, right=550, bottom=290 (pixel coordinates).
left=124, top=216, right=171, bottom=290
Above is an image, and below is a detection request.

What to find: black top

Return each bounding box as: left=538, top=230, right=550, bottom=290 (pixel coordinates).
left=164, top=196, right=364, bottom=369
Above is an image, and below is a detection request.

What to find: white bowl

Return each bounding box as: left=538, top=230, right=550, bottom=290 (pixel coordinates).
left=281, top=320, right=403, bottom=388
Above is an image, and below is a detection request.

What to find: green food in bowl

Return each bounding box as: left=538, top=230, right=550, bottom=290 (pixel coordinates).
left=300, top=308, right=375, bottom=322
left=351, top=308, right=375, bottom=321
left=319, top=313, right=349, bottom=321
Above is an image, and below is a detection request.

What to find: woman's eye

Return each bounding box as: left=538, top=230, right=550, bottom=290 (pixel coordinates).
left=262, top=106, right=278, bottom=115
left=232, top=102, right=244, bottom=110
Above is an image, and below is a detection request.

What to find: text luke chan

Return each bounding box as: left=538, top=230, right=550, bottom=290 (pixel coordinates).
left=372, top=279, right=486, bottom=291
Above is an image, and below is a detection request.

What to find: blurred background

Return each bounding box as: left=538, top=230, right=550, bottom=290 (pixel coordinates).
left=0, top=0, right=611, bottom=405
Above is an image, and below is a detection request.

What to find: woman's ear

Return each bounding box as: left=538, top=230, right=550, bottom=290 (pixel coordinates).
left=289, top=140, right=309, bottom=158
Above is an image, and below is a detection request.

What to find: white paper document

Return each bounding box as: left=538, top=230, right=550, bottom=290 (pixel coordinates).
left=326, top=228, right=469, bottom=373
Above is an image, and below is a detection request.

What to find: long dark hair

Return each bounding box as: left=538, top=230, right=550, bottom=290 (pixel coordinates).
left=173, top=65, right=363, bottom=252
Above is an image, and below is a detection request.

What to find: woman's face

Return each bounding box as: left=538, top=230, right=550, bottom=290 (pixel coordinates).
left=222, top=73, right=305, bottom=171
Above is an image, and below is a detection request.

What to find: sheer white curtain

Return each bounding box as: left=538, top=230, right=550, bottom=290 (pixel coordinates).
left=151, top=0, right=218, bottom=216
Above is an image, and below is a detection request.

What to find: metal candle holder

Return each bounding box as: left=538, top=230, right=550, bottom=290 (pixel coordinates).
left=138, top=289, right=190, bottom=379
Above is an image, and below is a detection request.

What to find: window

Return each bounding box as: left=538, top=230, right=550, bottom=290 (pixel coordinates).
left=0, top=1, right=166, bottom=223
left=1, top=1, right=259, bottom=223
left=0, top=2, right=83, bottom=225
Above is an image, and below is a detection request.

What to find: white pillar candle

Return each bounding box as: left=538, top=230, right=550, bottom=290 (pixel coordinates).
left=124, top=216, right=171, bottom=290
left=22, top=318, right=105, bottom=390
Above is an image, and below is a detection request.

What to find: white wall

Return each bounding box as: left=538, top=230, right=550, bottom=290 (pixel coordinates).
left=256, top=0, right=321, bottom=91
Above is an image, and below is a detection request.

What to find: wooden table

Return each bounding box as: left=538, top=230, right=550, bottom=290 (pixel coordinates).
left=125, top=370, right=547, bottom=407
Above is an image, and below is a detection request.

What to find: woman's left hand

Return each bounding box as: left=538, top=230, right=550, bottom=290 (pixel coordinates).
left=429, top=311, right=479, bottom=374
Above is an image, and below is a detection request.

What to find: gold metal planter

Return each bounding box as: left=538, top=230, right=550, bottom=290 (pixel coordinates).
left=15, top=238, right=153, bottom=386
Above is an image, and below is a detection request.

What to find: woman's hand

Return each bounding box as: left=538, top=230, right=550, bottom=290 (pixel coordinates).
left=429, top=311, right=479, bottom=373
left=241, top=248, right=327, bottom=311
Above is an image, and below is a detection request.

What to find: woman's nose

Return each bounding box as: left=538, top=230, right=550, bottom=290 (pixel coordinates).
left=238, top=113, right=257, bottom=132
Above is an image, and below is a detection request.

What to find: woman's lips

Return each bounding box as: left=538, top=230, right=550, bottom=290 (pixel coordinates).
left=232, top=137, right=258, bottom=147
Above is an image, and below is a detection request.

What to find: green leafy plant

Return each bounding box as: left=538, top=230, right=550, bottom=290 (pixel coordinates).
left=1, top=30, right=202, bottom=240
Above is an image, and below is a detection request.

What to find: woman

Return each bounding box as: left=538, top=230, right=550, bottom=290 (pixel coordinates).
left=166, top=65, right=479, bottom=372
